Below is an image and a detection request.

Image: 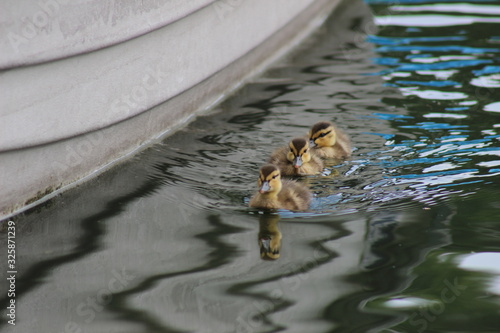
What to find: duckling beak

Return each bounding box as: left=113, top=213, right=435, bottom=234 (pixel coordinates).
left=293, top=156, right=303, bottom=168
left=259, top=237, right=280, bottom=260
left=309, top=139, right=316, bottom=147
left=259, top=181, right=271, bottom=193
left=260, top=237, right=271, bottom=253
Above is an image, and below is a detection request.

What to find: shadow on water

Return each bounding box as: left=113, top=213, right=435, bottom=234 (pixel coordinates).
left=2, top=0, right=500, bottom=332
left=226, top=213, right=351, bottom=333
left=0, top=155, right=230, bottom=331
left=0, top=163, right=163, bottom=319
left=106, top=214, right=246, bottom=333
left=323, top=202, right=456, bottom=332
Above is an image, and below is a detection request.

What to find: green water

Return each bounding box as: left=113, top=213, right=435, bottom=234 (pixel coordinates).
left=1, top=0, right=500, bottom=332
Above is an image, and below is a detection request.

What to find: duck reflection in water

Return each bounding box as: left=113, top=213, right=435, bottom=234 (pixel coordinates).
left=258, top=214, right=282, bottom=260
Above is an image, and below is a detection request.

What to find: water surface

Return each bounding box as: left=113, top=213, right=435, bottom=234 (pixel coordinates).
left=1, top=0, right=500, bottom=332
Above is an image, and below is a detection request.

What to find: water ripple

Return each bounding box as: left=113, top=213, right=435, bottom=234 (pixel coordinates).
left=7, top=1, right=500, bottom=332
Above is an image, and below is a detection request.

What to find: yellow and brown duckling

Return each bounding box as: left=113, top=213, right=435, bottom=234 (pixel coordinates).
left=309, top=121, right=351, bottom=159
left=258, top=214, right=281, bottom=260
left=268, top=137, right=324, bottom=176
left=249, top=164, right=311, bottom=211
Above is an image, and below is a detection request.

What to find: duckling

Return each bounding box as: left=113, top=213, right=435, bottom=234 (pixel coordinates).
left=309, top=121, right=351, bottom=159
left=258, top=214, right=281, bottom=260
left=268, top=137, right=324, bottom=176
left=249, top=164, right=311, bottom=211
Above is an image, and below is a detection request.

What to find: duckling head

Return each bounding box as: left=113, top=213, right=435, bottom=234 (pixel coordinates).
left=286, top=138, right=311, bottom=168
left=309, top=121, right=336, bottom=148
left=257, top=164, right=282, bottom=195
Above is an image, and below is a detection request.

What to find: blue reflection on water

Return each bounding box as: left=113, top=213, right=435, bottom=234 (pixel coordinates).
left=376, top=45, right=500, bottom=54
left=394, top=80, right=460, bottom=87
left=367, top=35, right=467, bottom=45
left=472, top=65, right=500, bottom=75
left=347, top=1, right=500, bottom=332
left=359, top=0, right=500, bottom=198
left=395, top=59, right=492, bottom=71
left=371, top=113, right=414, bottom=120
left=373, top=57, right=400, bottom=65
left=400, top=122, right=468, bottom=130
left=445, top=107, right=469, bottom=111
left=405, top=53, right=432, bottom=59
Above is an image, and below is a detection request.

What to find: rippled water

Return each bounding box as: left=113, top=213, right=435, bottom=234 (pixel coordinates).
left=2, top=0, right=500, bottom=332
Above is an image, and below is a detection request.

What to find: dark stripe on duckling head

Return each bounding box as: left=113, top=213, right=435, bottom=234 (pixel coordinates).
left=311, top=123, right=334, bottom=140
left=260, top=164, right=280, bottom=180
left=290, top=138, right=308, bottom=154
left=311, top=121, right=333, bottom=134
left=311, top=122, right=333, bottom=138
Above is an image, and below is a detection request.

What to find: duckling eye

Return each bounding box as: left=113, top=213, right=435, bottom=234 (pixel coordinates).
left=272, top=174, right=278, bottom=179
left=304, top=149, right=308, bottom=153
left=318, top=130, right=332, bottom=138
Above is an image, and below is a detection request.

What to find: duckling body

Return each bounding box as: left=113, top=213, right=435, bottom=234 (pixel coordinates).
left=309, top=121, right=351, bottom=159
left=268, top=138, right=324, bottom=176
left=249, top=164, right=311, bottom=211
